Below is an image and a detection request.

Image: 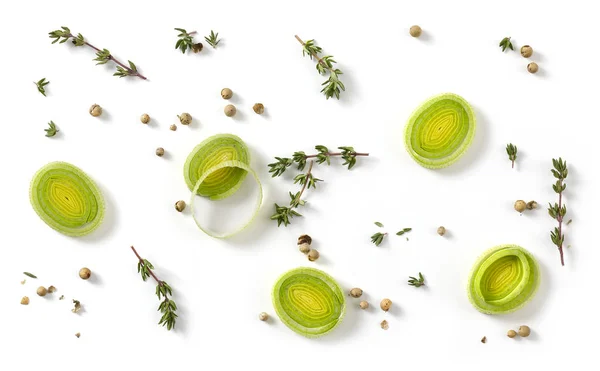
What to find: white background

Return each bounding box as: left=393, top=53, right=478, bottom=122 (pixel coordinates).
left=1, top=0, right=598, bottom=369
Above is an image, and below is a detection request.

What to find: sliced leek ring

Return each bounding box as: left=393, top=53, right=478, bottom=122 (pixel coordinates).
left=29, top=161, right=104, bottom=237
left=467, top=244, right=540, bottom=315
left=190, top=160, right=262, bottom=239
left=272, top=267, right=345, bottom=338
left=184, top=134, right=250, bottom=200
left=405, top=93, right=476, bottom=169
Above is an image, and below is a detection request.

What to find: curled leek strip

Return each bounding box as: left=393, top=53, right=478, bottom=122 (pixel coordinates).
left=190, top=160, right=263, bottom=239
left=272, top=267, right=345, bottom=338
left=184, top=134, right=250, bottom=200
left=29, top=162, right=105, bottom=237
left=467, top=244, right=540, bottom=315
left=404, top=93, right=476, bottom=169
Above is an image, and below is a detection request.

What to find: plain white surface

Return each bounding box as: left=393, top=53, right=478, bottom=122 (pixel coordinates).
left=1, top=0, right=598, bottom=369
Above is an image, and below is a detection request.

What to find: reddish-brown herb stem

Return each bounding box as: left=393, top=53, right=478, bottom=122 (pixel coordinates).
left=130, top=246, right=162, bottom=284
left=305, top=152, right=369, bottom=159
left=68, top=33, right=147, bottom=80
left=293, top=160, right=314, bottom=205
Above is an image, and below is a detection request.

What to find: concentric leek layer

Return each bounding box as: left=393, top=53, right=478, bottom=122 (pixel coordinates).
left=404, top=93, right=476, bottom=169
left=272, top=267, right=345, bottom=338
left=184, top=134, right=250, bottom=200
left=29, top=162, right=105, bottom=237
left=467, top=244, right=540, bottom=315
left=190, top=160, right=263, bottom=239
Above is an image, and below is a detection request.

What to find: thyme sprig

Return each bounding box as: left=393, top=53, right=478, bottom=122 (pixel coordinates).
left=175, top=28, right=203, bottom=53
left=371, top=232, right=387, bottom=246
left=49, top=27, right=146, bottom=80
left=44, top=121, right=59, bottom=137
left=268, top=146, right=368, bottom=226
left=34, top=78, right=49, bottom=97
left=204, top=30, right=221, bottom=48
left=548, top=158, right=568, bottom=266
left=506, top=143, right=517, bottom=168
left=130, top=246, right=178, bottom=330
left=408, top=272, right=426, bottom=287
left=499, top=37, right=514, bottom=52
left=295, top=35, right=345, bottom=100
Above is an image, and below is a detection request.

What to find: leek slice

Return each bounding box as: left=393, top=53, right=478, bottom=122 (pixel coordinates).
left=404, top=93, right=476, bottom=169
left=29, top=162, right=104, bottom=237
left=272, top=267, right=345, bottom=338
left=184, top=134, right=250, bottom=200
left=467, top=244, right=540, bottom=315
left=189, top=160, right=262, bottom=239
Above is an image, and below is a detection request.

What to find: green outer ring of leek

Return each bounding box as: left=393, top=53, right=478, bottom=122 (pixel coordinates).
left=272, top=267, right=346, bottom=338
left=184, top=134, right=250, bottom=200
left=467, top=244, right=541, bottom=315
left=404, top=93, right=476, bottom=169
left=29, top=161, right=105, bottom=237
left=190, top=160, right=263, bottom=239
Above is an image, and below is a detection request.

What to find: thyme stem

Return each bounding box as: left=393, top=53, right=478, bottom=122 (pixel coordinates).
left=557, top=187, right=564, bottom=266
left=305, top=152, right=369, bottom=159
left=295, top=35, right=329, bottom=70
left=293, top=160, right=314, bottom=205
left=73, top=35, right=147, bottom=80
left=130, top=246, right=161, bottom=284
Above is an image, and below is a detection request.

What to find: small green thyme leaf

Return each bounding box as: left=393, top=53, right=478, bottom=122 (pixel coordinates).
left=396, top=228, right=412, bottom=236
left=408, top=272, right=425, bottom=287
left=506, top=143, right=517, bottom=168
left=374, top=222, right=384, bottom=228
left=371, top=232, right=387, bottom=246
left=44, top=121, right=59, bottom=137
left=204, top=30, right=221, bottom=49
left=23, top=272, right=37, bottom=279
left=34, top=78, right=50, bottom=97
left=567, top=219, right=572, bottom=225
left=499, top=37, right=514, bottom=52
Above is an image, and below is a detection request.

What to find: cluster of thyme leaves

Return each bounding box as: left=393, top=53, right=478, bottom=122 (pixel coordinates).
left=506, top=143, right=517, bottom=168
left=45, top=121, right=59, bottom=137
left=175, top=29, right=221, bottom=53
left=548, top=158, right=568, bottom=266
left=174, top=28, right=200, bottom=53
left=131, top=246, right=178, bottom=330
left=499, top=37, right=514, bottom=52
left=34, top=78, right=49, bottom=97
left=49, top=27, right=146, bottom=79
left=371, top=222, right=412, bottom=246
left=408, top=272, right=425, bottom=288
left=295, top=35, right=345, bottom=99
left=268, top=146, right=368, bottom=226
left=204, top=30, right=221, bottom=48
